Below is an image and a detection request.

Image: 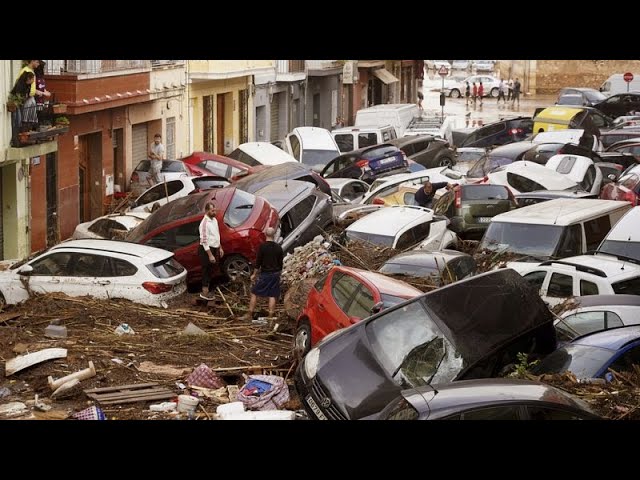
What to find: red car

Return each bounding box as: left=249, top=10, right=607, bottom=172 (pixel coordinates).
left=181, top=152, right=266, bottom=181
left=600, top=165, right=640, bottom=206
left=294, top=266, right=422, bottom=356
left=126, top=187, right=279, bottom=284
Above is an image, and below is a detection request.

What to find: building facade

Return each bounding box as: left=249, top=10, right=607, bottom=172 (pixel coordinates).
left=305, top=60, right=343, bottom=130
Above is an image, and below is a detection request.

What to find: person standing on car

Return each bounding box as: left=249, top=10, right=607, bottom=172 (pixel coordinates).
left=148, top=133, right=165, bottom=186
left=478, top=82, right=484, bottom=106
left=465, top=82, right=471, bottom=107
left=241, top=227, right=284, bottom=321
left=512, top=78, right=522, bottom=107
left=414, top=181, right=454, bottom=209
left=198, top=202, right=224, bottom=301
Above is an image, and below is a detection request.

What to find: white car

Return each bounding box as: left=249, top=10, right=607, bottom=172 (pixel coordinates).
left=227, top=142, right=298, bottom=167
left=72, top=212, right=151, bottom=240
left=445, top=75, right=502, bottom=98
left=284, top=127, right=341, bottom=173
left=128, top=176, right=229, bottom=213
left=129, top=160, right=191, bottom=197
left=597, top=206, right=640, bottom=262
left=532, top=129, right=603, bottom=153
left=519, top=253, right=640, bottom=307
left=472, top=60, right=495, bottom=72
left=345, top=205, right=458, bottom=251
left=324, top=178, right=370, bottom=203
left=482, top=161, right=578, bottom=195
left=0, top=240, right=187, bottom=308
left=545, top=154, right=603, bottom=195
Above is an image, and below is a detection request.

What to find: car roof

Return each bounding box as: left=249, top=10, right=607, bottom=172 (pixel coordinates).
left=93, top=213, right=150, bottom=230
left=336, top=266, right=422, bottom=297
left=515, top=190, right=596, bottom=200
left=50, top=239, right=172, bottom=263
left=602, top=206, right=640, bottom=241
left=233, top=161, right=308, bottom=189
left=180, top=151, right=249, bottom=170
left=560, top=87, right=600, bottom=93
left=332, top=125, right=394, bottom=133
left=491, top=198, right=629, bottom=226
left=237, top=142, right=297, bottom=164
left=541, top=253, right=640, bottom=279
left=390, top=135, right=437, bottom=147
left=347, top=206, right=432, bottom=235
left=489, top=161, right=578, bottom=190
left=383, top=249, right=469, bottom=268
left=254, top=180, right=314, bottom=211
left=292, top=127, right=338, bottom=150
left=570, top=294, right=640, bottom=309
left=572, top=325, right=640, bottom=349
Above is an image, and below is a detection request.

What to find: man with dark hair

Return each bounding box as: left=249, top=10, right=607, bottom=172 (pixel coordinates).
left=241, top=227, right=284, bottom=320
left=414, top=180, right=453, bottom=209
left=198, top=202, right=223, bottom=301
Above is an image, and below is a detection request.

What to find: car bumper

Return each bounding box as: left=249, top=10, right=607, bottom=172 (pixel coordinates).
left=295, top=365, right=347, bottom=420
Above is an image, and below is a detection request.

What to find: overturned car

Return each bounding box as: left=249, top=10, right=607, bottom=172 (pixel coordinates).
left=295, top=269, right=556, bottom=420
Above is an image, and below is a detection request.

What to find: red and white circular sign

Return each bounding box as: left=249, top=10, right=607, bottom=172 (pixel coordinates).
left=624, top=72, right=634, bottom=83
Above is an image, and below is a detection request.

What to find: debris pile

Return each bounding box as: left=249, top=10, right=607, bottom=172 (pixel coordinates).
left=281, top=236, right=337, bottom=286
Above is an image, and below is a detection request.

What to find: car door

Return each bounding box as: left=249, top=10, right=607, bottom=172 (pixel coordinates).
left=108, top=257, right=143, bottom=301
left=280, top=195, right=316, bottom=253
left=316, top=271, right=361, bottom=339
left=541, top=271, right=576, bottom=307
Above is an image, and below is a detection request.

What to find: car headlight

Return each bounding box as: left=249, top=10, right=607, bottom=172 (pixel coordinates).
left=304, top=347, right=320, bottom=379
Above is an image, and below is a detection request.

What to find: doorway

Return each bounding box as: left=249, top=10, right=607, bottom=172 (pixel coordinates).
left=46, top=152, right=58, bottom=246
left=313, top=93, right=320, bottom=127
left=79, top=132, right=103, bottom=222
left=113, top=128, right=124, bottom=193
left=216, top=94, right=225, bottom=154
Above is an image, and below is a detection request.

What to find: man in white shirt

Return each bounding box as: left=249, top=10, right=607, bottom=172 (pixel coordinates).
left=198, top=202, right=224, bottom=301
left=149, top=133, right=165, bottom=186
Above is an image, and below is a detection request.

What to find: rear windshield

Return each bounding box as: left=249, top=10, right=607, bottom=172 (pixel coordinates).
left=88, top=219, right=127, bottom=237
left=223, top=189, right=256, bottom=228
left=346, top=230, right=395, bottom=247
left=227, top=149, right=261, bottom=167
left=598, top=240, right=640, bottom=263
left=379, top=262, right=440, bottom=278
left=461, top=185, right=509, bottom=200
left=381, top=293, right=411, bottom=308
left=584, top=90, right=606, bottom=102
left=532, top=345, right=613, bottom=379
left=612, top=276, right=640, bottom=295
left=134, top=160, right=186, bottom=173
left=362, top=146, right=398, bottom=160
left=147, top=257, right=185, bottom=278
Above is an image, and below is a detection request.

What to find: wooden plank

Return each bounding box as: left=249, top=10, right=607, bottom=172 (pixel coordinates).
left=5, top=348, right=67, bottom=376
left=0, top=313, right=22, bottom=325
left=88, top=388, right=173, bottom=401
left=84, top=383, right=159, bottom=394
left=98, top=392, right=176, bottom=405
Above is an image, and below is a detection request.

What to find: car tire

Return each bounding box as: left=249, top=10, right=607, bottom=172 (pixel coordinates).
left=490, top=87, right=499, bottom=98
left=450, top=89, right=461, bottom=99
left=294, top=318, right=312, bottom=358
left=0, top=291, right=5, bottom=309
left=222, top=254, right=252, bottom=282
left=437, top=156, right=454, bottom=167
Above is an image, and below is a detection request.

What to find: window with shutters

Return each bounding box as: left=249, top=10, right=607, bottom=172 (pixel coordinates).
left=166, top=117, right=176, bottom=160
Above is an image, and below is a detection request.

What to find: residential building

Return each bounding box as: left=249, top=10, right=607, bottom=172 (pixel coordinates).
left=305, top=60, right=344, bottom=130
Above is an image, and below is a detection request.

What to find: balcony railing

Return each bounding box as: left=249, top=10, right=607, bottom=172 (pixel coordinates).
left=151, top=60, right=186, bottom=68
left=9, top=98, right=69, bottom=148
left=306, top=60, right=341, bottom=71
left=276, top=60, right=305, bottom=74
left=44, top=60, right=151, bottom=75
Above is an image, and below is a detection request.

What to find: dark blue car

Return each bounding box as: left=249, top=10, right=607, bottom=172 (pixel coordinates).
left=533, top=325, right=640, bottom=381
left=320, top=144, right=408, bottom=184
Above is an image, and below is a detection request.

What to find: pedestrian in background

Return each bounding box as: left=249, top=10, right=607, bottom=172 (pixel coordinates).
left=198, top=202, right=224, bottom=301
left=507, top=78, right=514, bottom=101
left=478, top=81, right=484, bottom=106
left=241, top=227, right=284, bottom=320
left=497, top=79, right=507, bottom=104
left=472, top=82, right=478, bottom=106
left=512, top=78, right=522, bottom=107
left=148, top=133, right=165, bottom=186
left=465, top=82, right=471, bottom=107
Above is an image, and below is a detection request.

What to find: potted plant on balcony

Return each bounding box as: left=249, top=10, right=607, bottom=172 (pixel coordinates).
left=54, top=116, right=70, bottom=127
left=6, top=93, right=23, bottom=113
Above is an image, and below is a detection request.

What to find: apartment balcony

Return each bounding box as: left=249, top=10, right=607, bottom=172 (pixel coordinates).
left=275, top=60, right=306, bottom=82
left=43, top=60, right=152, bottom=115
left=188, top=60, right=274, bottom=82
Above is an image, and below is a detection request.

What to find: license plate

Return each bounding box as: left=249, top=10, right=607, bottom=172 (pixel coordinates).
left=476, top=217, right=492, bottom=223
left=305, top=395, right=328, bottom=420
left=378, top=157, right=396, bottom=165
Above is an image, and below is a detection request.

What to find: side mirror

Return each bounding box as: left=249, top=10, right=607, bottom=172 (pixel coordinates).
left=18, top=265, right=33, bottom=276
left=371, top=301, right=384, bottom=315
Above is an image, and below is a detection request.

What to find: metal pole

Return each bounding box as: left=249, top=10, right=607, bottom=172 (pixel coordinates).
left=441, top=74, right=444, bottom=120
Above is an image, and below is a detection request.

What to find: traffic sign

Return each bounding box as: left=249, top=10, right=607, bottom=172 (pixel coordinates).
left=624, top=72, right=634, bottom=83
left=438, top=65, right=449, bottom=77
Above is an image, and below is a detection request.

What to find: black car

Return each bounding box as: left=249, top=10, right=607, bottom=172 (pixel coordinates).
left=378, top=249, right=476, bottom=285
left=458, top=117, right=533, bottom=148
left=388, top=136, right=456, bottom=168
left=295, top=269, right=556, bottom=420
left=378, top=378, right=600, bottom=420
left=321, top=144, right=409, bottom=184
left=556, top=88, right=607, bottom=108
left=232, top=162, right=331, bottom=196
left=594, top=93, right=640, bottom=119
left=521, top=141, right=600, bottom=165
left=600, top=130, right=640, bottom=149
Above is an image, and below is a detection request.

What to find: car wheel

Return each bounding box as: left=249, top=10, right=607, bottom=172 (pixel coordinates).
left=438, top=156, right=454, bottom=167
left=0, top=292, right=5, bottom=310
left=450, top=89, right=461, bottom=99
left=490, top=87, right=499, bottom=98
left=223, top=254, right=252, bottom=282
left=294, top=318, right=312, bottom=358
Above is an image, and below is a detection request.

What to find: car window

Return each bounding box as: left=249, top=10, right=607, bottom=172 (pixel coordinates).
left=146, top=257, right=184, bottom=278
left=145, top=221, right=200, bottom=251
left=556, top=224, right=583, bottom=257
left=523, top=271, right=547, bottom=292
left=199, top=160, right=229, bottom=177
left=620, top=173, right=640, bottom=190
left=580, top=165, right=597, bottom=192
left=289, top=196, right=315, bottom=225
left=70, top=253, right=113, bottom=277
left=346, top=285, right=375, bottom=319
left=224, top=189, right=256, bottom=228
left=331, top=272, right=361, bottom=312
left=580, top=279, right=599, bottom=296
left=280, top=212, right=295, bottom=240
left=88, top=219, right=128, bottom=238
left=562, top=311, right=606, bottom=336
left=335, top=134, right=354, bottom=153
left=314, top=272, right=330, bottom=292
left=111, top=258, right=138, bottom=276
left=584, top=216, right=611, bottom=252
left=612, top=276, right=640, bottom=295
left=555, top=156, right=577, bottom=174
left=193, top=178, right=229, bottom=191
left=289, top=135, right=301, bottom=160
left=395, top=230, right=415, bottom=250
left=527, top=407, right=587, bottom=420
left=591, top=112, right=610, bottom=129
left=136, top=180, right=184, bottom=206
left=382, top=129, right=395, bottom=142
left=547, top=272, right=573, bottom=297
left=161, top=161, right=187, bottom=173
left=403, top=192, right=417, bottom=205
left=506, top=172, right=545, bottom=193
left=30, top=252, right=74, bottom=276
left=358, top=133, right=378, bottom=149
left=227, top=149, right=260, bottom=167
left=461, top=406, right=520, bottom=420
left=609, top=345, right=640, bottom=374
left=461, top=185, right=509, bottom=200
left=134, top=160, right=151, bottom=172
left=453, top=256, right=476, bottom=280
left=341, top=183, right=357, bottom=201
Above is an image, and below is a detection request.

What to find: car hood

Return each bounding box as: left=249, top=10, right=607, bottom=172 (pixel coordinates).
left=313, top=269, right=555, bottom=419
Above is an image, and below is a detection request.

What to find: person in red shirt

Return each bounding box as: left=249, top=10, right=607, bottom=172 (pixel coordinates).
left=472, top=82, right=478, bottom=106
left=478, top=82, right=484, bottom=106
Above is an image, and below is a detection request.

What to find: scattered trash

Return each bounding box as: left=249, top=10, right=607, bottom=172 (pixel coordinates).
left=85, top=383, right=174, bottom=405
left=176, top=382, right=186, bottom=390
left=12, top=343, right=29, bottom=355
left=181, top=322, right=207, bottom=336
left=252, top=317, right=268, bottom=325
left=216, top=401, right=245, bottom=418
left=51, top=378, right=83, bottom=399
left=218, top=410, right=297, bottom=420
left=5, top=347, right=68, bottom=376
left=149, top=402, right=177, bottom=412
left=0, top=387, right=10, bottom=398
left=0, top=401, right=28, bottom=417
left=114, top=323, right=135, bottom=335
left=237, top=375, right=290, bottom=411
left=48, top=361, right=96, bottom=390
left=44, top=324, right=68, bottom=339
left=73, top=406, right=106, bottom=421
left=137, top=361, right=190, bottom=377
left=186, top=363, right=226, bottom=389
left=177, top=394, right=199, bottom=414
left=282, top=235, right=336, bottom=285
left=190, top=385, right=229, bottom=404
left=111, top=358, right=124, bottom=365
left=33, top=395, right=51, bottom=412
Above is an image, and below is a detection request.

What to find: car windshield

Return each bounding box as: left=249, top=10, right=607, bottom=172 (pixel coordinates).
left=479, top=222, right=565, bottom=258
left=301, top=150, right=339, bottom=171
left=467, top=156, right=513, bottom=178
left=346, top=230, right=395, bottom=247
left=532, top=344, right=613, bottom=379
left=366, top=300, right=463, bottom=389
left=223, top=189, right=256, bottom=228
left=598, top=240, right=640, bottom=263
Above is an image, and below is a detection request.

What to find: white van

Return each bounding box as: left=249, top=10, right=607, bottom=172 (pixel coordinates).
left=331, top=125, right=397, bottom=153
left=478, top=198, right=632, bottom=273
left=597, top=206, right=640, bottom=262
left=600, top=74, right=640, bottom=97
left=283, top=127, right=341, bottom=172
left=354, top=104, right=419, bottom=137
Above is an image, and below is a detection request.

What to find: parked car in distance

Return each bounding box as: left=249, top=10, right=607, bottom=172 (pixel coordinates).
left=129, top=160, right=191, bottom=197
left=459, top=117, right=533, bottom=148
left=378, top=249, right=476, bottom=285
left=600, top=130, right=640, bottom=149
left=555, top=295, right=640, bottom=342
left=557, top=88, right=607, bottom=107
left=600, top=164, right=640, bottom=206
left=72, top=212, right=150, bottom=240
left=532, top=325, right=640, bottom=381
left=321, top=144, right=409, bottom=184
left=453, top=147, right=486, bottom=174
left=332, top=125, right=397, bottom=153
left=128, top=176, right=230, bottom=213
left=325, top=178, right=371, bottom=202
left=295, top=269, right=557, bottom=420
left=126, top=187, right=279, bottom=284
left=227, top=142, right=298, bottom=167
left=597, top=206, right=640, bottom=262
left=378, top=378, right=599, bottom=420
left=181, top=151, right=264, bottom=181
left=451, top=60, right=471, bottom=71
left=253, top=180, right=332, bottom=254
left=294, top=266, right=422, bottom=356
left=446, top=75, right=501, bottom=98
left=532, top=106, right=614, bottom=137
left=594, top=92, right=640, bottom=119
left=605, top=137, right=640, bottom=157
left=389, top=135, right=456, bottom=168
left=515, top=190, right=598, bottom=207
left=0, top=240, right=187, bottom=307
left=599, top=74, right=640, bottom=96
left=472, top=60, right=495, bottom=72
left=232, top=161, right=331, bottom=196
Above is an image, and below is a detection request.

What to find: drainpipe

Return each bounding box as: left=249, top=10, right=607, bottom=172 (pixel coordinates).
left=304, top=62, right=308, bottom=126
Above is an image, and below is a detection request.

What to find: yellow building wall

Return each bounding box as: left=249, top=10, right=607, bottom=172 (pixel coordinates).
left=189, top=60, right=273, bottom=74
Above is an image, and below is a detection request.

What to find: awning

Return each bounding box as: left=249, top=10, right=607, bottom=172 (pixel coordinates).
left=372, top=68, right=399, bottom=84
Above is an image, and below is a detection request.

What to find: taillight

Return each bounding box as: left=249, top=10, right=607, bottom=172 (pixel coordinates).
left=373, top=197, right=385, bottom=205
left=510, top=128, right=523, bottom=135
left=355, top=159, right=369, bottom=168
left=142, top=282, right=174, bottom=294
left=454, top=187, right=461, bottom=208
left=131, top=172, right=139, bottom=183
left=624, top=191, right=638, bottom=206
